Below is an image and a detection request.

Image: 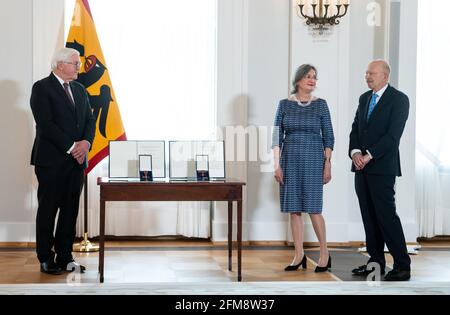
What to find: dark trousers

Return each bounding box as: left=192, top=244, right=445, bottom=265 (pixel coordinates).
left=355, top=172, right=411, bottom=271
left=35, top=161, right=84, bottom=264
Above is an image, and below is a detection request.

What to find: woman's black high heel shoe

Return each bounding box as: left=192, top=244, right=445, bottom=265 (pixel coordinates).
left=284, top=255, right=307, bottom=271
left=314, top=255, right=331, bottom=273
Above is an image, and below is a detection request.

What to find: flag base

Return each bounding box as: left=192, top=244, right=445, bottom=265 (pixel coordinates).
left=73, top=232, right=99, bottom=252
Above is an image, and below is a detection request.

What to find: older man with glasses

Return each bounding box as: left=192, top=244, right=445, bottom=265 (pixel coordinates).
left=349, top=60, right=411, bottom=281
left=30, top=47, right=95, bottom=274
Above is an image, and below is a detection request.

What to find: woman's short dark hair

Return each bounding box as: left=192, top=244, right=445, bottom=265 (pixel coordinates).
left=291, top=64, right=318, bottom=94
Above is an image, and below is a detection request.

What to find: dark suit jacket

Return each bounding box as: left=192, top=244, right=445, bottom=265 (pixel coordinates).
left=348, top=85, right=409, bottom=176
left=30, top=73, right=95, bottom=169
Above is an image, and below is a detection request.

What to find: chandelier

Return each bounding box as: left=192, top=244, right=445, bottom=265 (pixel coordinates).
left=297, top=0, right=350, bottom=34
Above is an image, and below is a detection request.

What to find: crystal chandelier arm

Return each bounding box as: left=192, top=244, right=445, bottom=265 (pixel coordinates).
left=323, top=4, right=330, bottom=18
left=312, top=4, right=318, bottom=18
left=330, top=4, right=341, bottom=19
left=334, top=4, right=349, bottom=18
left=298, top=4, right=308, bottom=18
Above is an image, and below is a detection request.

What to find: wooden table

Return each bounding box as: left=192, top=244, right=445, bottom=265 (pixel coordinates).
left=97, top=177, right=245, bottom=282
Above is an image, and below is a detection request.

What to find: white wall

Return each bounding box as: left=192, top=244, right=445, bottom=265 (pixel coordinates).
left=213, top=0, right=249, bottom=241
left=0, top=0, right=418, bottom=243
left=245, top=0, right=290, bottom=241
left=0, top=0, right=34, bottom=241
left=0, top=0, right=64, bottom=242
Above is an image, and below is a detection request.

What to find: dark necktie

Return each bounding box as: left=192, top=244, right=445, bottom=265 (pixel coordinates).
left=63, top=83, right=75, bottom=108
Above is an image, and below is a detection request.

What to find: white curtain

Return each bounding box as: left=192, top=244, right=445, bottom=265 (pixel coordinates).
left=416, top=0, right=450, bottom=237
left=67, top=0, right=217, bottom=238
left=416, top=146, right=448, bottom=237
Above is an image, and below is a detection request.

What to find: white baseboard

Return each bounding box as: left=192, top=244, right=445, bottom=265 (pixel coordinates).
left=348, top=221, right=418, bottom=243
left=0, top=220, right=419, bottom=243
left=358, top=244, right=421, bottom=255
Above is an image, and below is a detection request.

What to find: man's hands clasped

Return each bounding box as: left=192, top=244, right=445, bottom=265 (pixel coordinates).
left=71, top=140, right=90, bottom=165
left=352, top=152, right=371, bottom=171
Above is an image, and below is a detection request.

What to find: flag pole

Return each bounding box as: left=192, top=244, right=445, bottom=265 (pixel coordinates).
left=73, top=174, right=99, bottom=252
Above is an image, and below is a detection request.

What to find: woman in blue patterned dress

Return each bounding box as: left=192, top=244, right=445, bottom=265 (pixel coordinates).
left=272, top=64, right=335, bottom=273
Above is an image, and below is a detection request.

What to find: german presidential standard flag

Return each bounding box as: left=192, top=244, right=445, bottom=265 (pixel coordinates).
left=65, top=0, right=126, bottom=173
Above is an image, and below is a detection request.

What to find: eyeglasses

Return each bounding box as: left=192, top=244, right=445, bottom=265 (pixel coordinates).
left=62, top=61, right=82, bottom=67
left=304, top=75, right=318, bottom=80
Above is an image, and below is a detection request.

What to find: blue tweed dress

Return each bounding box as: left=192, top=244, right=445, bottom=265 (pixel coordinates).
left=272, top=97, right=334, bottom=213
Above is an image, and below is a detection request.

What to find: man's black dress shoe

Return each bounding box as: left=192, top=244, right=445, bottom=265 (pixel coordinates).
left=384, top=269, right=410, bottom=281
left=40, top=261, right=63, bottom=275
left=352, top=264, right=385, bottom=276
left=58, top=260, right=86, bottom=273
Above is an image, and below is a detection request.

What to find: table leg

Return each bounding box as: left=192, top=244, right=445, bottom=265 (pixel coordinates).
left=228, top=200, right=233, bottom=271
left=237, top=200, right=242, bottom=282
left=99, top=198, right=105, bottom=283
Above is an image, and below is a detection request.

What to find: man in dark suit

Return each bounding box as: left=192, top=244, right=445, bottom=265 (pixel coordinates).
left=30, top=48, right=95, bottom=274
left=349, top=60, right=411, bottom=281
